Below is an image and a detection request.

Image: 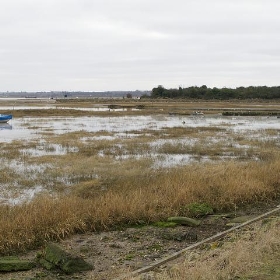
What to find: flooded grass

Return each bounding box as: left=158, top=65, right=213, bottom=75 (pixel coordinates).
left=0, top=155, right=280, bottom=254
left=0, top=99, right=280, bottom=254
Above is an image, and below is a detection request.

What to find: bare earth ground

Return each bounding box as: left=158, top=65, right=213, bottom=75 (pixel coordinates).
left=1, top=200, right=279, bottom=280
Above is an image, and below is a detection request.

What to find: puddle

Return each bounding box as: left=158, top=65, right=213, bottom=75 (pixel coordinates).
left=21, top=143, right=79, bottom=157
left=81, top=132, right=139, bottom=142
left=0, top=105, right=139, bottom=112
left=115, top=152, right=210, bottom=168
left=152, top=154, right=210, bottom=168
left=150, top=138, right=198, bottom=148
left=8, top=160, right=51, bottom=177
left=0, top=185, right=44, bottom=205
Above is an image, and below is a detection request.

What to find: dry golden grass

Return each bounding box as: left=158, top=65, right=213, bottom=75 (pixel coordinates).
left=0, top=154, right=280, bottom=254
left=135, top=217, right=280, bottom=280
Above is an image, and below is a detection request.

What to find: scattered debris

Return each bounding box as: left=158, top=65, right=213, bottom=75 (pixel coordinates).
left=39, top=243, right=93, bottom=274
left=0, top=256, right=34, bottom=272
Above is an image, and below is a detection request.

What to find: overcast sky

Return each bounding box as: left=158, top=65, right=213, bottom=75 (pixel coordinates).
left=1, top=0, right=280, bottom=92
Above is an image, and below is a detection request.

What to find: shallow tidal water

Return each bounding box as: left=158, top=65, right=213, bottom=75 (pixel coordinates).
left=1, top=114, right=280, bottom=143
left=1, top=114, right=279, bottom=205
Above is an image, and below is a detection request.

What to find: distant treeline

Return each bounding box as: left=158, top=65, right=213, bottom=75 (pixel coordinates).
left=148, top=85, right=280, bottom=100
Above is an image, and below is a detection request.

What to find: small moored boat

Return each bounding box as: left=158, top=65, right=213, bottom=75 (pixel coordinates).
left=0, top=114, right=13, bottom=123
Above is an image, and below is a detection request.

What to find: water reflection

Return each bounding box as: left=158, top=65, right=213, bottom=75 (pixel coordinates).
left=1, top=115, right=280, bottom=143
left=0, top=123, right=12, bottom=130
left=0, top=105, right=140, bottom=112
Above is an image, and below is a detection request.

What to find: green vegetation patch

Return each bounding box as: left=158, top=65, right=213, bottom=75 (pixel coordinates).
left=40, top=243, right=93, bottom=274
left=186, top=203, right=214, bottom=217
left=0, top=256, right=34, bottom=272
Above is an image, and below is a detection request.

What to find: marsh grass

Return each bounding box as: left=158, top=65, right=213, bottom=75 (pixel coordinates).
left=1, top=123, right=278, bottom=195
left=1, top=101, right=280, bottom=254
left=0, top=154, right=280, bottom=254
left=161, top=126, right=226, bottom=138
left=2, top=98, right=280, bottom=118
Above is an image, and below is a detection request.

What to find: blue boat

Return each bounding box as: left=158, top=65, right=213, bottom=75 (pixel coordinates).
left=0, top=114, right=12, bottom=123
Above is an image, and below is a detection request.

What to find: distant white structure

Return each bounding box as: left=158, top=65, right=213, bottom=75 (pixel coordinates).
left=192, top=111, right=204, bottom=116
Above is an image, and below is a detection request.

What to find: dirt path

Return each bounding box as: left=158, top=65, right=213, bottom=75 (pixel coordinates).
left=1, top=201, right=279, bottom=280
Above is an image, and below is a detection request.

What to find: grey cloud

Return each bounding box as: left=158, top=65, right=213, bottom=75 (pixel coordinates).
left=1, top=0, right=280, bottom=91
